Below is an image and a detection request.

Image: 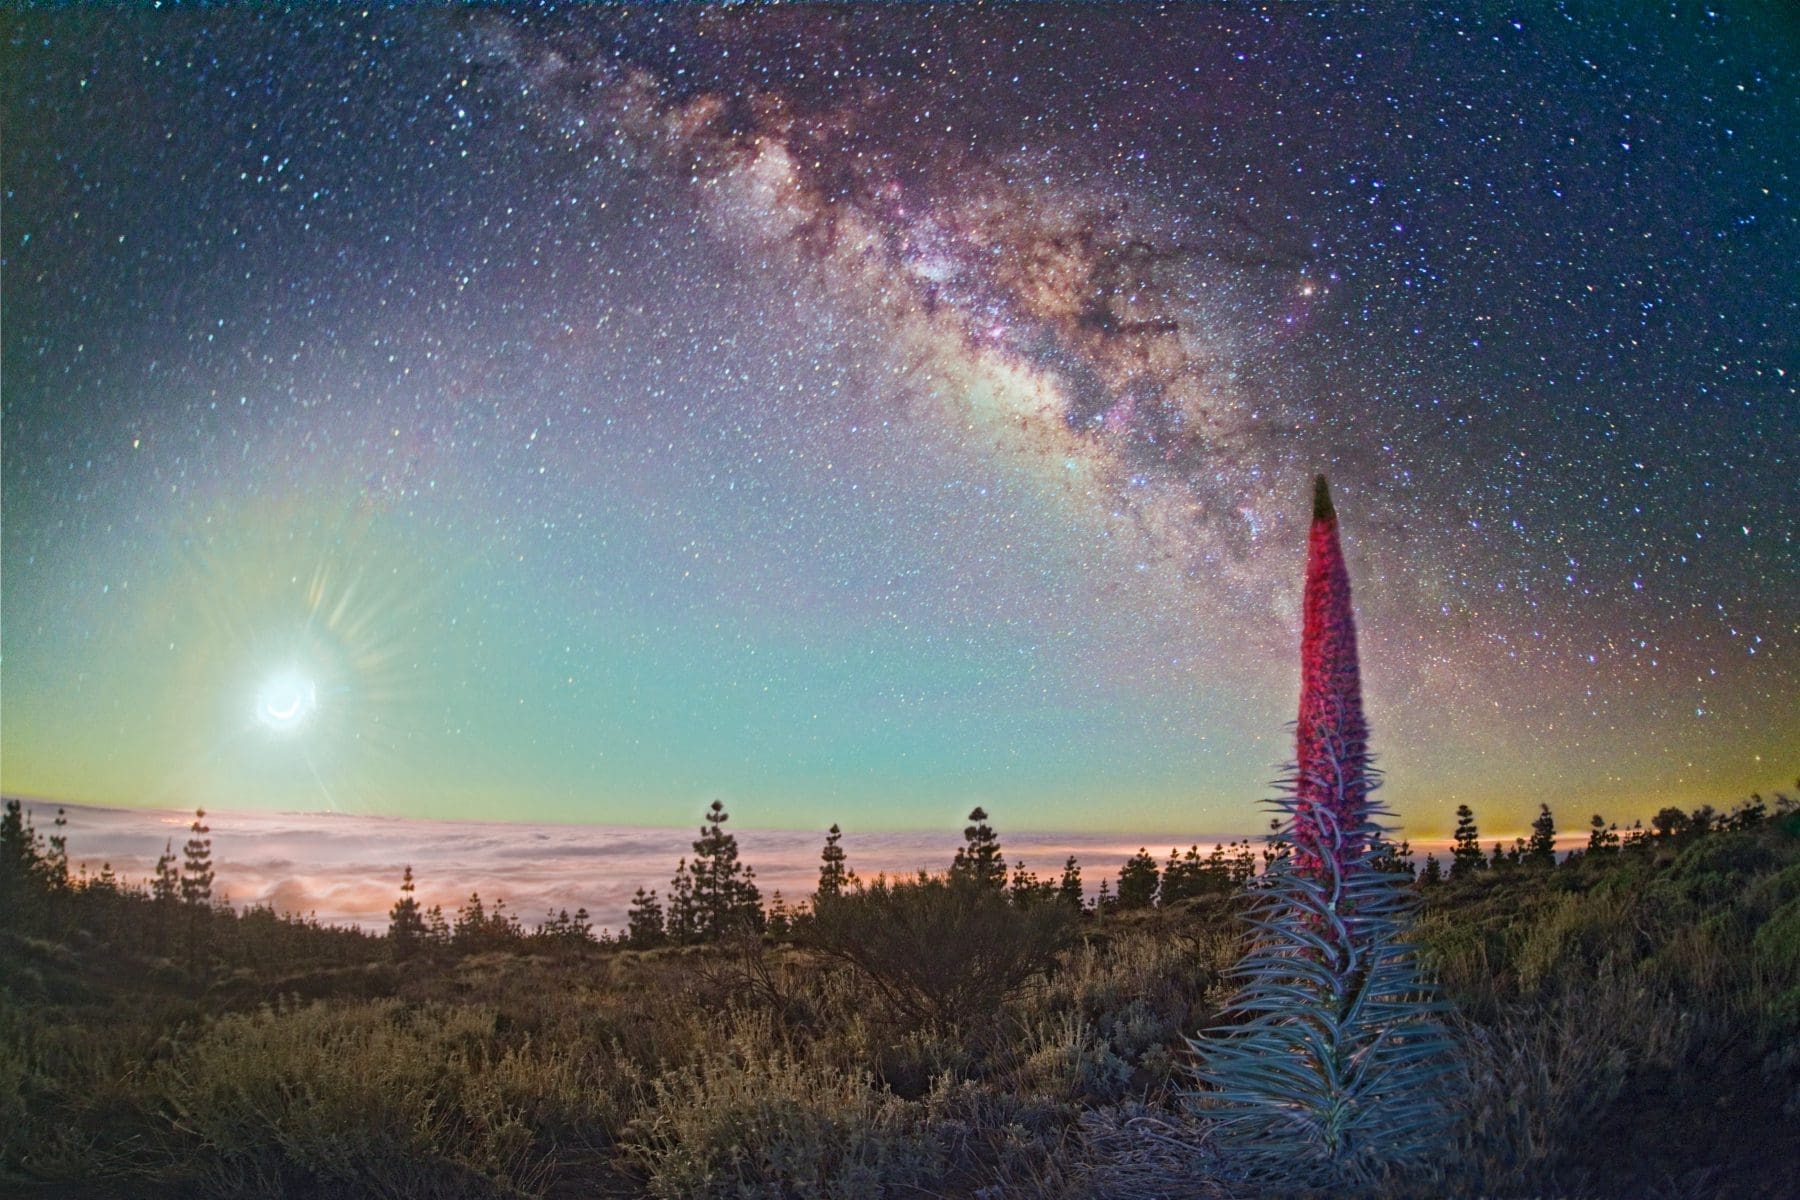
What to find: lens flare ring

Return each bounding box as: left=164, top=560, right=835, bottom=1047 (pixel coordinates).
left=255, top=669, right=319, bottom=734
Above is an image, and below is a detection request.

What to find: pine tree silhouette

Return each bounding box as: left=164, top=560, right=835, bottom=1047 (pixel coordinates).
left=689, top=801, right=761, bottom=939
left=1115, top=848, right=1160, bottom=909
left=627, top=886, right=666, bottom=949
left=389, top=865, right=427, bottom=959
left=1058, top=855, right=1083, bottom=908
left=950, top=807, right=1005, bottom=890
left=1450, top=804, right=1486, bottom=879
left=180, top=809, right=214, bottom=907
left=816, top=823, right=855, bottom=899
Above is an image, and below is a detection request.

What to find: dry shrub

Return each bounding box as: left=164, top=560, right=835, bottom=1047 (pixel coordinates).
left=798, top=874, right=1075, bottom=1031
left=148, top=998, right=615, bottom=1198
left=1514, top=888, right=1633, bottom=994
left=624, top=1041, right=940, bottom=1199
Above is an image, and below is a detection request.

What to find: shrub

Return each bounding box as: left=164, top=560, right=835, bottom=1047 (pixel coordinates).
left=1667, top=831, right=1778, bottom=904
left=1754, top=899, right=1800, bottom=1008
left=148, top=999, right=604, bottom=1198
left=797, top=873, right=1074, bottom=1030
left=624, top=1044, right=939, bottom=1199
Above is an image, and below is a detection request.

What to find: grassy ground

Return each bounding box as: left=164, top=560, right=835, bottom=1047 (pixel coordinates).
left=4, top=811, right=1798, bottom=1198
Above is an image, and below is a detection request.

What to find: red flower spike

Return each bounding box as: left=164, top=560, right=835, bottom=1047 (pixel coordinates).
left=1294, top=475, right=1369, bottom=875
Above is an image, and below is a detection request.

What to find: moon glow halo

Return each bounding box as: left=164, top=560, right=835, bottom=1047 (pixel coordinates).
left=256, top=670, right=319, bottom=735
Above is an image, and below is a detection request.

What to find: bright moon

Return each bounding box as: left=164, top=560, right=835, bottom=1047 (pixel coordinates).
left=255, top=670, right=319, bottom=734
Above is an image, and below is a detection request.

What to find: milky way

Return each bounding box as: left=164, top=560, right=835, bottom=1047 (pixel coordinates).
left=2, top=7, right=1794, bottom=839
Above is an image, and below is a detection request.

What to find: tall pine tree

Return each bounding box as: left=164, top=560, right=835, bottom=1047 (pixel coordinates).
left=950, top=806, right=1005, bottom=890
left=389, top=865, right=427, bottom=959
left=181, top=809, right=214, bottom=907
left=665, top=859, right=699, bottom=945
left=1058, top=855, right=1083, bottom=908
left=816, top=823, right=855, bottom=899
left=1450, top=803, right=1486, bottom=879
left=689, top=801, right=761, bottom=939
left=1525, top=803, right=1558, bottom=869
left=1116, top=848, right=1161, bottom=909
left=627, top=887, right=666, bottom=949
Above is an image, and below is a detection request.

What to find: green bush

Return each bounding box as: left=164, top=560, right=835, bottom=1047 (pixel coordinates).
left=1754, top=899, right=1800, bottom=994
left=1663, top=834, right=1778, bottom=899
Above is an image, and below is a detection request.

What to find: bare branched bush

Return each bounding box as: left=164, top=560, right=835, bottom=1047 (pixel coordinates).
left=797, top=872, right=1075, bottom=1031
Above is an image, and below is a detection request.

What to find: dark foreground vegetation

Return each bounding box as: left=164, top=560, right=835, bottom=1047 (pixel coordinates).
left=3, top=788, right=1799, bottom=1199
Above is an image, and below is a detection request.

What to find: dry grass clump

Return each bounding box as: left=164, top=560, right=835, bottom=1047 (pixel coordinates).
left=146, top=998, right=618, bottom=1198
left=622, top=1015, right=940, bottom=1199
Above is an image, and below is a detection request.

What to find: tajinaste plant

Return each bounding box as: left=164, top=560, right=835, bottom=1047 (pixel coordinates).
left=1186, top=476, right=1457, bottom=1191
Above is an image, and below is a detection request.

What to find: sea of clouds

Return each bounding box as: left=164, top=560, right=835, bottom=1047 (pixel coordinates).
left=15, top=799, right=1267, bottom=934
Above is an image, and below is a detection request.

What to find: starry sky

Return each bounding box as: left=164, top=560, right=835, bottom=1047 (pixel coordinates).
left=3, top=6, right=1794, bottom=841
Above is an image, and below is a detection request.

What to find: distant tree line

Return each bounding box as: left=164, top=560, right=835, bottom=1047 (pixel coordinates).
left=8, top=785, right=1795, bottom=975
left=2, top=800, right=382, bottom=979
left=1423, top=792, right=1798, bottom=886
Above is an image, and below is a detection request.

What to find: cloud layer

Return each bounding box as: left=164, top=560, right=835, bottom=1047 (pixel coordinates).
left=23, top=799, right=1239, bottom=932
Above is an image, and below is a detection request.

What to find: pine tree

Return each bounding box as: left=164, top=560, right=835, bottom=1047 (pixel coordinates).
left=766, top=891, right=792, bottom=938
left=1058, top=855, right=1083, bottom=908
left=665, top=859, right=698, bottom=944
left=1230, top=840, right=1257, bottom=886
left=180, top=809, right=214, bottom=906
left=816, top=823, right=855, bottom=899
left=0, top=799, right=42, bottom=904
left=1420, top=853, right=1443, bottom=886
left=1585, top=813, right=1619, bottom=857
left=950, top=806, right=1005, bottom=890
left=1009, top=860, right=1052, bottom=907
left=43, top=808, right=69, bottom=890
left=0, top=799, right=36, bottom=874
left=1450, top=804, right=1486, bottom=879
left=179, top=809, right=215, bottom=968
left=1652, top=806, right=1690, bottom=840
left=689, top=800, right=761, bottom=939
left=1189, top=475, right=1454, bottom=1187
left=152, top=840, right=180, bottom=905
left=1525, top=803, right=1557, bottom=869
left=627, top=886, right=666, bottom=948
left=1204, top=843, right=1233, bottom=893
left=1116, top=848, right=1160, bottom=909
left=146, top=839, right=180, bottom=955
left=1372, top=836, right=1416, bottom=877
left=388, top=865, right=427, bottom=959
left=454, top=892, right=486, bottom=950
left=1159, top=846, right=1197, bottom=904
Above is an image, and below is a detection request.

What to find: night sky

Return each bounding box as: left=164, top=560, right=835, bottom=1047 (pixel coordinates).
left=3, top=6, right=1794, bottom=840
